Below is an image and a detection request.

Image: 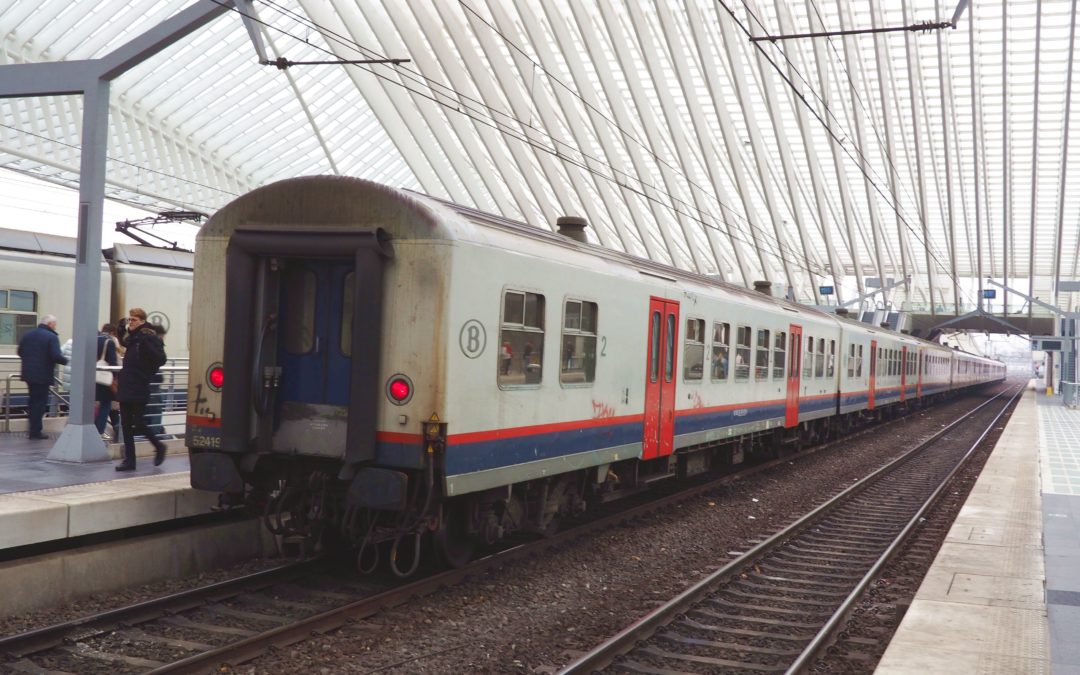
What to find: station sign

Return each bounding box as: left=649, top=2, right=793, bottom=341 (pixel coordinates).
left=819, top=286, right=834, bottom=296
left=1031, top=336, right=1066, bottom=352
left=982, top=289, right=996, bottom=299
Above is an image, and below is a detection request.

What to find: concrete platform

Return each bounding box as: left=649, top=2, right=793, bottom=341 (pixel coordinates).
left=0, top=429, right=219, bottom=552
left=876, top=383, right=1080, bottom=674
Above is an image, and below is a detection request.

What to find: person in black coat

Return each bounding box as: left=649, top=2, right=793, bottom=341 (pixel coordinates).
left=115, top=308, right=167, bottom=471
left=17, top=314, right=68, bottom=439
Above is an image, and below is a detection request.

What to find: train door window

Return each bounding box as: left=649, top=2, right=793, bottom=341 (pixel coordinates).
left=848, top=344, right=856, bottom=378
left=665, top=313, right=676, bottom=383
left=683, top=317, right=705, bottom=381
left=561, top=299, right=598, bottom=385
left=499, top=290, right=545, bottom=387
left=857, top=344, right=864, bottom=377
left=753, top=329, right=769, bottom=380
left=773, top=330, right=786, bottom=379
left=650, top=311, right=661, bottom=383
left=827, top=340, right=836, bottom=378
left=804, top=336, right=814, bottom=378
left=282, top=268, right=316, bottom=354
left=735, top=325, right=751, bottom=381
left=711, top=322, right=730, bottom=381
left=814, top=338, right=825, bottom=378
left=340, top=272, right=354, bottom=357
left=0, top=289, right=38, bottom=346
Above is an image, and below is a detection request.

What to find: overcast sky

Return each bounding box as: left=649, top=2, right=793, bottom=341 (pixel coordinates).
left=0, top=169, right=197, bottom=249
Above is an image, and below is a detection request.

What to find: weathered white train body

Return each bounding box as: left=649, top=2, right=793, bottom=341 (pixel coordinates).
left=185, top=177, right=1005, bottom=563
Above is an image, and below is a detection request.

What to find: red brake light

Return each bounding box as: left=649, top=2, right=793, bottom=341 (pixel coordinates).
left=389, top=378, right=410, bottom=402
left=208, top=365, right=224, bottom=390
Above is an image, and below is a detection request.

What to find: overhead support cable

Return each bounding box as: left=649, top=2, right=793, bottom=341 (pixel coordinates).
left=1029, top=0, right=1044, bottom=319
left=1053, top=0, right=1079, bottom=306
left=749, top=20, right=953, bottom=43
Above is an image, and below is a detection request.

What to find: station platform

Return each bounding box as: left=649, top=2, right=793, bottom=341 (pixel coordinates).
left=0, top=430, right=214, bottom=552
left=876, top=383, right=1080, bottom=674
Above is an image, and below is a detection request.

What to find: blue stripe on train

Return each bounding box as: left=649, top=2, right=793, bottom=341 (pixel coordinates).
left=441, top=385, right=961, bottom=477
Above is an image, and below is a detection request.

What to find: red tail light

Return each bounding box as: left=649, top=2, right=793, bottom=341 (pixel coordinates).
left=386, top=374, right=413, bottom=405
left=207, top=364, right=224, bottom=391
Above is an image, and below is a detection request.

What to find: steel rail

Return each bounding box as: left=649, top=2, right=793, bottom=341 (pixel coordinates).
left=0, top=558, right=324, bottom=657
left=558, top=381, right=1018, bottom=674
left=786, top=382, right=1023, bottom=672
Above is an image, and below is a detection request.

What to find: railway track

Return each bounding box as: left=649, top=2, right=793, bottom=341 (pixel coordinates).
left=558, top=382, right=1022, bottom=675
left=0, top=388, right=1006, bottom=674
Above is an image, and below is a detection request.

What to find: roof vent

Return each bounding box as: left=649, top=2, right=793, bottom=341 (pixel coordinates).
left=835, top=308, right=850, bottom=317
left=753, top=280, right=773, bottom=296
left=880, top=322, right=891, bottom=329
left=556, top=216, right=588, bottom=243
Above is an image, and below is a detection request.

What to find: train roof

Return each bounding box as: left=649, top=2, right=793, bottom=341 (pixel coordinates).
left=108, top=242, right=193, bottom=271
left=0, top=226, right=81, bottom=257
left=206, top=176, right=998, bottom=363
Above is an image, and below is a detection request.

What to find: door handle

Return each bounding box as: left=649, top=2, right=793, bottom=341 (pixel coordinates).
left=314, top=336, right=321, bottom=354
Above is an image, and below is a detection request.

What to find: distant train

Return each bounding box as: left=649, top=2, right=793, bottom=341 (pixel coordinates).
left=0, top=227, right=193, bottom=358
left=185, top=177, right=1005, bottom=571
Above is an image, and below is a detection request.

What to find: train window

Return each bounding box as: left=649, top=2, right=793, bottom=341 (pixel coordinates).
left=650, top=311, right=661, bottom=383
left=814, top=338, right=825, bottom=378
left=803, top=337, right=814, bottom=378
left=665, top=313, right=676, bottom=383
left=735, top=325, right=751, bottom=381
left=282, top=269, right=316, bottom=354
left=9, top=290, right=35, bottom=312
left=755, top=329, right=770, bottom=380
left=827, top=340, right=836, bottom=378
left=0, top=288, right=38, bottom=345
left=499, top=290, right=545, bottom=388
left=341, top=272, right=354, bottom=357
left=683, top=318, right=705, bottom=381
left=773, top=331, right=786, bottom=380
left=857, top=345, right=864, bottom=377
left=848, top=344, right=856, bottom=378
left=711, top=322, right=730, bottom=381
left=561, top=300, right=598, bottom=385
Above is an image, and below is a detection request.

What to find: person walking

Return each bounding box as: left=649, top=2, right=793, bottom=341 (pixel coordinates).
left=17, top=314, right=68, bottom=439
left=94, top=323, right=120, bottom=438
left=115, top=308, right=167, bottom=471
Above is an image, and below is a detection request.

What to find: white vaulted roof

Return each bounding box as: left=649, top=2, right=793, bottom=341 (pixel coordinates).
left=1, top=1, right=1078, bottom=313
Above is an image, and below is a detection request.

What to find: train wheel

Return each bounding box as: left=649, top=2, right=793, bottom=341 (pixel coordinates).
left=434, top=499, right=475, bottom=569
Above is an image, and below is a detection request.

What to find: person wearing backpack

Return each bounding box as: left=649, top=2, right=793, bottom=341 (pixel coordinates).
left=115, top=308, right=167, bottom=471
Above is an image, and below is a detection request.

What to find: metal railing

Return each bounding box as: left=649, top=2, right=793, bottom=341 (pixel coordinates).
left=2, top=355, right=188, bottom=435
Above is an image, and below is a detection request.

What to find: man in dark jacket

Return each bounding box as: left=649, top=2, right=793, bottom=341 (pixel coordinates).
left=17, top=314, right=69, bottom=439
left=115, top=308, right=167, bottom=471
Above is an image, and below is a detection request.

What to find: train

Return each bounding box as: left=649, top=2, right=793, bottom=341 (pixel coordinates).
left=0, top=226, right=193, bottom=358
left=185, top=176, right=1006, bottom=571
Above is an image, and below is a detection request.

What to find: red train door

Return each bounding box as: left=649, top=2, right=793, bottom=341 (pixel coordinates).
left=900, top=346, right=907, bottom=402
left=868, top=339, right=877, bottom=409
left=917, top=350, right=923, bottom=398
left=785, top=324, right=802, bottom=427
left=643, top=298, right=679, bottom=460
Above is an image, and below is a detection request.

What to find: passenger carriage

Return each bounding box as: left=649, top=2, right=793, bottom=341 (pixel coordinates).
left=185, top=176, right=1005, bottom=566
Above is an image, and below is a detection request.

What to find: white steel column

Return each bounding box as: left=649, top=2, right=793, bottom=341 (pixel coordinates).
left=1053, top=0, right=1078, bottom=306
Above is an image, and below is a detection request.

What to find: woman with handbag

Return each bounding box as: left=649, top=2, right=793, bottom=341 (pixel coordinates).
left=94, top=323, right=120, bottom=438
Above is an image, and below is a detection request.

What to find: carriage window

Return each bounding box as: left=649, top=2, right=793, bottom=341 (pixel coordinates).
left=711, top=322, right=730, bottom=381
left=755, top=329, right=770, bottom=380
left=773, top=331, right=786, bottom=380
left=827, top=340, right=836, bottom=378
left=857, top=344, right=864, bottom=377
left=0, top=288, right=38, bottom=346
left=814, top=337, right=825, bottom=378
left=499, top=290, right=545, bottom=387
left=804, top=336, right=814, bottom=378
left=650, top=311, right=661, bottom=382
left=735, top=325, right=751, bottom=381
left=282, top=268, right=316, bottom=354
left=341, top=272, right=354, bottom=357
left=683, top=318, right=705, bottom=381
left=561, top=300, right=598, bottom=385
left=848, top=344, right=856, bottom=378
